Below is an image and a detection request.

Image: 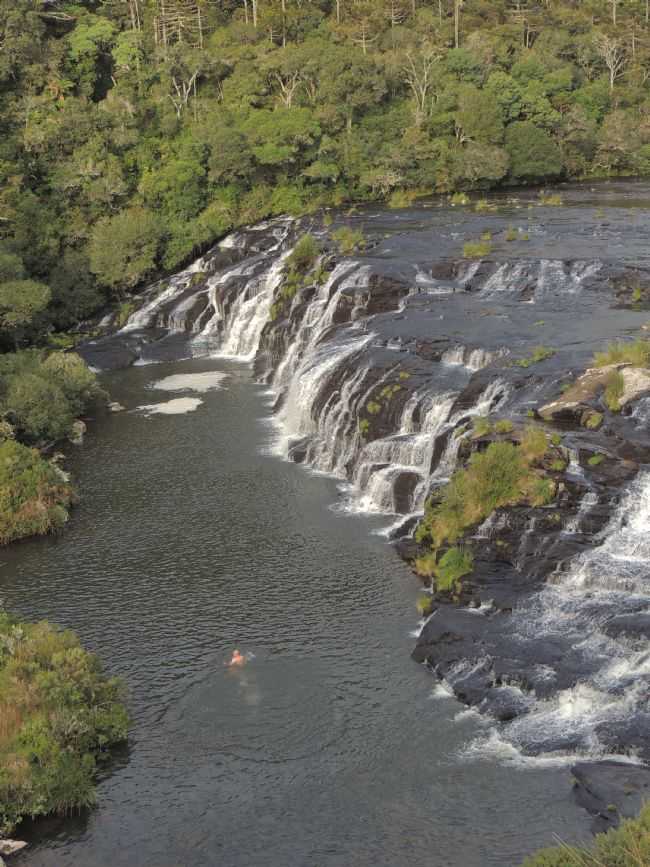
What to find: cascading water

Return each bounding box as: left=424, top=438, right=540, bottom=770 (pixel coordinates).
left=465, top=471, right=650, bottom=763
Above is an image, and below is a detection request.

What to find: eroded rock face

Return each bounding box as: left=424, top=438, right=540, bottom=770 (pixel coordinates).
left=539, top=364, right=650, bottom=423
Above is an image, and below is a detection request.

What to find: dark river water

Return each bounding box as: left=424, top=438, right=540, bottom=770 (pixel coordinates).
left=1, top=357, right=592, bottom=867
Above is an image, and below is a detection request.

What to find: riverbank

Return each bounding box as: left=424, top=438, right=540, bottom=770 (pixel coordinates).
left=0, top=608, right=128, bottom=839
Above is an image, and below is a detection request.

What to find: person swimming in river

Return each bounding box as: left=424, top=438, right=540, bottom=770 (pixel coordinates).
left=228, top=649, right=246, bottom=667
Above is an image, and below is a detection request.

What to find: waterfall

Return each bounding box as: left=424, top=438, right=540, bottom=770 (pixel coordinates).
left=468, top=471, right=650, bottom=762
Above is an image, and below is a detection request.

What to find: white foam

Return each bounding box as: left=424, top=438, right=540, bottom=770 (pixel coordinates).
left=134, top=398, right=203, bottom=416
left=151, top=372, right=228, bottom=393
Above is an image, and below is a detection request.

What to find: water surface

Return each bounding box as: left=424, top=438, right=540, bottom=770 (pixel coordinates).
left=2, top=358, right=591, bottom=866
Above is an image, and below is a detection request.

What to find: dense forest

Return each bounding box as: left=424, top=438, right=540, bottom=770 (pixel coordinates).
left=2, top=0, right=650, bottom=337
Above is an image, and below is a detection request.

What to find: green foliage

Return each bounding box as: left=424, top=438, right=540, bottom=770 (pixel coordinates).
left=594, top=339, right=650, bottom=368
left=472, top=416, right=492, bottom=438
left=416, top=595, right=434, bottom=616
left=584, top=411, right=604, bottom=430
left=0, top=280, right=51, bottom=348
left=588, top=453, right=605, bottom=466
left=516, top=346, right=556, bottom=368
left=520, top=426, right=548, bottom=462
left=435, top=547, right=474, bottom=593
left=450, top=193, right=470, bottom=206
left=550, top=459, right=566, bottom=472
left=494, top=419, right=514, bottom=434
left=505, top=227, right=519, bottom=241
left=358, top=418, right=370, bottom=437
left=538, top=192, right=564, bottom=206
left=0, top=350, right=105, bottom=444
left=0, top=609, right=128, bottom=835
left=287, top=234, right=320, bottom=274
left=0, top=441, right=74, bottom=546
left=89, top=207, right=162, bottom=291
left=463, top=240, right=492, bottom=258
left=550, top=434, right=562, bottom=446
left=366, top=401, right=382, bottom=416
left=521, top=803, right=650, bottom=866
left=332, top=227, right=366, bottom=255
left=604, top=371, right=625, bottom=412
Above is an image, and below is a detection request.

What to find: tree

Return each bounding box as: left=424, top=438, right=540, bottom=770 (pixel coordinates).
left=89, top=207, right=162, bottom=292
left=505, top=120, right=563, bottom=180
left=402, top=44, right=442, bottom=126
left=0, top=280, right=51, bottom=348
left=594, top=32, right=628, bottom=90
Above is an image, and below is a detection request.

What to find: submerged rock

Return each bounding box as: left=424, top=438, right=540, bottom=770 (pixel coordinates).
left=571, top=761, right=650, bottom=831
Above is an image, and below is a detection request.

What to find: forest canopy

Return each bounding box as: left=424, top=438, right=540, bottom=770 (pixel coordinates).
left=1, top=0, right=650, bottom=323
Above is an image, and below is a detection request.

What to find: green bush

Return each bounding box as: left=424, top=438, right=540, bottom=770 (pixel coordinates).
left=516, top=346, right=556, bottom=368
left=604, top=370, right=625, bottom=412
left=331, top=227, right=366, bottom=255
left=594, top=339, right=650, bottom=368
left=0, top=441, right=74, bottom=545
left=287, top=234, right=320, bottom=273
left=521, top=803, right=650, bottom=866
left=494, top=419, right=514, bottom=434
left=463, top=240, right=492, bottom=258
left=451, top=192, right=470, bottom=205
left=584, top=411, right=604, bottom=430
left=472, top=416, right=492, bottom=437
left=0, top=609, right=128, bottom=835
left=0, top=351, right=105, bottom=444
left=416, top=595, right=434, bottom=616
left=520, top=426, right=548, bottom=461
left=435, top=547, right=474, bottom=592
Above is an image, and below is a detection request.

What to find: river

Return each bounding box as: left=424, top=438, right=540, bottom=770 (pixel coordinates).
left=1, top=356, right=592, bottom=867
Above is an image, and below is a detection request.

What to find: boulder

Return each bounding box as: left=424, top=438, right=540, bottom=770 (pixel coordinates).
left=69, top=419, right=87, bottom=444
left=108, top=401, right=126, bottom=413
left=0, top=840, right=27, bottom=856
left=571, top=761, right=650, bottom=831
left=618, top=366, right=650, bottom=407
left=539, top=364, right=650, bottom=422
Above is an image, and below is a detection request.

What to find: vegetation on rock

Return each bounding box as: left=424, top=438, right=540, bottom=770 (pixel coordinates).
left=521, top=803, right=650, bottom=866
left=0, top=609, right=128, bottom=836
left=415, top=432, right=556, bottom=587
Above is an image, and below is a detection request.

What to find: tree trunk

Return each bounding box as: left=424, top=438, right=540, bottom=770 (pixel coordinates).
left=454, top=0, right=460, bottom=48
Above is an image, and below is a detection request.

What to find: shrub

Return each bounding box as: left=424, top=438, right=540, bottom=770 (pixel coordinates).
left=0, top=350, right=104, bottom=445
left=474, top=199, right=490, bottom=212
left=287, top=234, right=320, bottom=273
left=594, top=339, right=650, bottom=368
left=435, top=547, right=473, bottom=592
left=416, top=595, right=434, bottom=616
left=521, top=803, right=650, bottom=866
left=358, top=418, right=370, bottom=436
left=0, top=609, right=128, bottom=835
left=531, top=477, right=556, bottom=505
left=505, top=226, right=519, bottom=241
left=538, top=192, right=563, bottom=206
left=0, top=441, right=74, bottom=545
left=494, top=419, right=514, bottom=434
left=604, top=370, right=625, bottom=412
left=472, top=416, right=492, bottom=437
left=584, top=411, right=604, bottom=430
left=520, top=426, right=548, bottom=461
left=516, top=346, right=556, bottom=368
left=451, top=192, right=470, bottom=205
left=550, top=433, right=562, bottom=446
left=463, top=240, right=492, bottom=258
left=480, top=231, right=492, bottom=241
left=388, top=189, right=416, bottom=209
left=331, top=226, right=366, bottom=254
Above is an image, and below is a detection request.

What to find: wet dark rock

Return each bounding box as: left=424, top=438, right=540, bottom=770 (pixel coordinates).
left=603, top=612, right=650, bottom=639
left=571, top=761, right=650, bottom=830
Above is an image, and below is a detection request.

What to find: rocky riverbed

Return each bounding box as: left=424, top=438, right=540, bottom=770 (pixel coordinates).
left=81, top=180, right=650, bottom=826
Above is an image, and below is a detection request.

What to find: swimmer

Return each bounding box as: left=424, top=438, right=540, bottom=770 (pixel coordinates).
left=228, top=649, right=246, bottom=667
